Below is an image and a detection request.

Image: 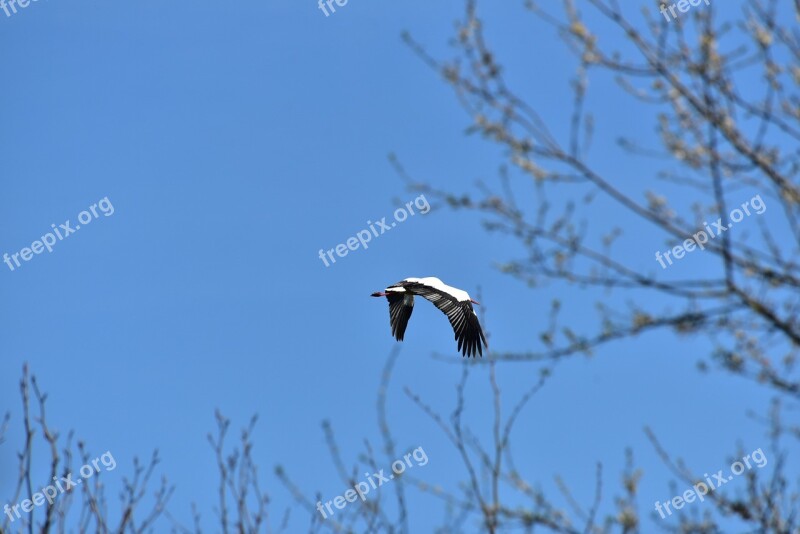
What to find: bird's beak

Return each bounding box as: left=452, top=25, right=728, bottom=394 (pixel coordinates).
left=470, top=299, right=481, bottom=306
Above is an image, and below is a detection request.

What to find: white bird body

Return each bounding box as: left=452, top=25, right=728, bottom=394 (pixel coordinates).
left=398, top=277, right=472, bottom=302
left=371, top=277, right=488, bottom=357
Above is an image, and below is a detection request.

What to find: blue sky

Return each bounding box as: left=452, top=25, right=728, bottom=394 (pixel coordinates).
left=0, top=0, right=788, bottom=531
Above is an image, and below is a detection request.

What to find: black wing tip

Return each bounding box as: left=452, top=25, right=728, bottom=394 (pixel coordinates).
left=458, top=341, right=485, bottom=357
left=388, top=293, right=413, bottom=342
left=459, top=303, right=488, bottom=358
left=459, top=338, right=486, bottom=357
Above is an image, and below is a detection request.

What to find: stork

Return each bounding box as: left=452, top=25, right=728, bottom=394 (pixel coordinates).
left=371, top=277, right=488, bottom=357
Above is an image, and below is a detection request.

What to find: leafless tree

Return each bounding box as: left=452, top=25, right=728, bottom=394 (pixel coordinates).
left=0, top=366, right=170, bottom=534
left=0, top=368, right=291, bottom=534
left=399, top=0, right=800, bottom=397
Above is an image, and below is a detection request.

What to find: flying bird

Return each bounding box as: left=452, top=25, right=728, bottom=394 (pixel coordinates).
left=371, top=277, right=488, bottom=357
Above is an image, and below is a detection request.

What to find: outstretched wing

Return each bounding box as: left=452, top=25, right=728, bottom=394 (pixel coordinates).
left=402, top=283, right=487, bottom=357
left=386, top=292, right=414, bottom=341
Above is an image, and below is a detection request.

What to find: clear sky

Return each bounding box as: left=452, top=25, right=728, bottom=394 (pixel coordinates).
left=0, top=0, right=788, bottom=531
